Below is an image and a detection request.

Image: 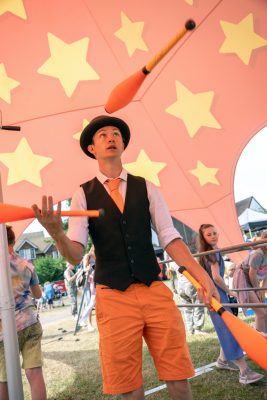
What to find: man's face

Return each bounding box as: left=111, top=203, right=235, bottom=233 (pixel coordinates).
left=88, top=126, right=124, bottom=160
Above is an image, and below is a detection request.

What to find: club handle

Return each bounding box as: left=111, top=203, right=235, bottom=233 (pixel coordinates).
left=178, top=266, right=222, bottom=312
left=60, top=209, right=104, bottom=218
left=145, top=20, right=196, bottom=73
left=0, top=125, right=21, bottom=131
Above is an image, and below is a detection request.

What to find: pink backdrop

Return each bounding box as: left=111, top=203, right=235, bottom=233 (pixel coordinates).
left=0, top=0, right=266, bottom=260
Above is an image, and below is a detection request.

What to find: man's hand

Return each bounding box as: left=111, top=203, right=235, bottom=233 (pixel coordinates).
left=32, top=195, right=84, bottom=265
left=196, top=274, right=220, bottom=305
left=32, top=195, right=64, bottom=239
left=166, top=238, right=220, bottom=304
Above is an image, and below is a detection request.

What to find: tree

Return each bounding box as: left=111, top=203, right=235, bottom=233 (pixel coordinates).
left=33, top=256, right=66, bottom=284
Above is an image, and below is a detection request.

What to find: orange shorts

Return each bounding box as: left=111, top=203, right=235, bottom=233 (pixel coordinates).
left=96, top=281, right=194, bottom=395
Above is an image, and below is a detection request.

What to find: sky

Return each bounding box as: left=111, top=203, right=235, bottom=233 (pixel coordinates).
left=234, top=125, right=267, bottom=209
left=25, top=125, right=267, bottom=235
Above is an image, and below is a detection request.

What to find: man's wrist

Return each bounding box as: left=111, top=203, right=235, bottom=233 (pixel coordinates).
left=51, top=230, right=65, bottom=241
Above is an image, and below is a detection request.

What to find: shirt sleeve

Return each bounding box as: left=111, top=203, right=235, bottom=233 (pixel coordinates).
left=146, top=180, right=181, bottom=249
left=67, top=187, right=89, bottom=247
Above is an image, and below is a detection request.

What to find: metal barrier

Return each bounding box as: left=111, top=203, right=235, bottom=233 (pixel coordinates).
left=177, top=303, right=267, bottom=308
left=161, top=239, right=267, bottom=264
left=233, top=287, right=267, bottom=292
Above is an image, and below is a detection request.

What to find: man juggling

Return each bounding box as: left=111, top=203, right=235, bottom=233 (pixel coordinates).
left=32, top=115, right=218, bottom=400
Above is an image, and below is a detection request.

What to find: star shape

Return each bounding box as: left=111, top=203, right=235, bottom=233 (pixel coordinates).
left=0, top=63, right=20, bottom=104
left=189, top=160, right=219, bottom=186
left=38, top=33, right=100, bottom=97
left=165, top=81, right=221, bottom=137
left=219, top=13, right=267, bottom=65
left=184, top=0, right=194, bottom=4
left=73, top=119, right=90, bottom=140
left=114, top=11, right=148, bottom=57
left=0, top=0, right=26, bottom=19
left=123, top=150, right=166, bottom=186
left=0, top=138, right=52, bottom=187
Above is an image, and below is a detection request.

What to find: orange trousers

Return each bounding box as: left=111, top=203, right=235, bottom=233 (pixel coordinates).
left=96, top=281, right=195, bottom=394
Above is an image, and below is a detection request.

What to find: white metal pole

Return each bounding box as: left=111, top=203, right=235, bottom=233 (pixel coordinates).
left=0, top=173, right=24, bottom=399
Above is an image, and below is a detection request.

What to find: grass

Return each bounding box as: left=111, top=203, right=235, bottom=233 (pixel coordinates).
left=20, top=293, right=267, bottom=399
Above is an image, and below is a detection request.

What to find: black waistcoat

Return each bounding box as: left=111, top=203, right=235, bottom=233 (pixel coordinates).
left=81, top=174, right=160, bottom=290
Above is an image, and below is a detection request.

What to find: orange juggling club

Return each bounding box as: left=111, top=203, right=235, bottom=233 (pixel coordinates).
left=0, top=203, right=104, bottom=223
left=105, top=19, right=196, bottom=113
left=178, top=266, right=267, bottom=371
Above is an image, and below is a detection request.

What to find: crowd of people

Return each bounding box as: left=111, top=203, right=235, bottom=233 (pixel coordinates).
left=36, top=281, right=64, bottom=312
left=0, top=115, right=266, bottom=399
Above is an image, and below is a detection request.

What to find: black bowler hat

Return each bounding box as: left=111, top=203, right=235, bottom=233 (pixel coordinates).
left=80, top=115, right=131, bottom=159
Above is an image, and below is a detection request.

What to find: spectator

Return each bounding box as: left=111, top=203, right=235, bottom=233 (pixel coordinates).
left=64, top=263, right=79, bottom=320
left=224, top=261, right=235, bottom=289
left=36, top=288, right=47, bottom=313
left=233, top=230, right=267, bottom=336
left=164, top=251, right=178, bottom=294
left=197, top=223, right=264, bottom=385
left=43, top=282, right=55, bottom=310
left=0, top=226, right=46, bottom=400
left=177, top=271, right=208, bottom=336
left=53, top=283, right=64, bottom=306
left=224, top=262, right=238, bottom=317
left=79, top=247, right=96, bottom=332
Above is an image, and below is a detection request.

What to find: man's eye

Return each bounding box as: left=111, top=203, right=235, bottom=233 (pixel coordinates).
left=114, top=131, right=120, bottom=136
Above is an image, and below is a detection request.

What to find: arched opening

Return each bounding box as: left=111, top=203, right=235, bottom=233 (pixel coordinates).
left=234, top=126, right=267, bottom=240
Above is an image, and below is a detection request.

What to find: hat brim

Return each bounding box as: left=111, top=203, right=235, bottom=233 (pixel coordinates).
left=80, top=116, right=131, bottom=159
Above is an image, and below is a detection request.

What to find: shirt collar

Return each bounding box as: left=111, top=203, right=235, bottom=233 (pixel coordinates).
left=96, top=168, right=128, bottom=184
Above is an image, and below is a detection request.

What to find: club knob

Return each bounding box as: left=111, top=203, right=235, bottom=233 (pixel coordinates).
left=185, top=19, right=196, bottom=30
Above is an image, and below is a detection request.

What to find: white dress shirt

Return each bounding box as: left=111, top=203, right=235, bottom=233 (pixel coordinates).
left=67, top=169, right=181, bottom=249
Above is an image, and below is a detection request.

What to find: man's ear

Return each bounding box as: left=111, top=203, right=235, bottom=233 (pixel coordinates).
left=88, top=144, right=95, bottom=155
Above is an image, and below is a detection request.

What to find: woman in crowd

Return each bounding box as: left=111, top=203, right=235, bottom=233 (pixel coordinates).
left=233, top=231, right=267, bottom=336
left=64, top=263, right=79, bottom=319
left=79, top=246, right=96, bottom=332
left=197, top=224, right=264, bottom=385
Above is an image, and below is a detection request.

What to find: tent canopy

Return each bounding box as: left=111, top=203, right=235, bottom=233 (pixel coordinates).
left=238, top=209, right=267, bottom=232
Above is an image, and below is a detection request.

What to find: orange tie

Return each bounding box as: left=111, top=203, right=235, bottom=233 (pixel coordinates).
left=106, top=178, right=124, bottom=213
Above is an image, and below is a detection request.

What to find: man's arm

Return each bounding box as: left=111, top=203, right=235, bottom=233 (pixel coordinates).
left=31, top=284, right=42, bottom=299
left=32, top=196, right=84, bottom=265
left=165, top=238, right=219, bottom=303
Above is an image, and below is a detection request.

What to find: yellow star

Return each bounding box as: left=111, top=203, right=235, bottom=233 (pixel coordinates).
left=189, top=161, right=219, bottom=186
left=0, top=138, right=52, bottom=187
left=184, top=0, right=194, bottom=4
left=0, top=63, right=20, bottom=104
left=219, top=13, right=267, bottom=65
left=166, top=81, right=221, bottom=138
left=123, top=150, right=166, bottom=186
left=73, top=119, right=90, bottom=140
left=114, top=11, right=148, bottom=57
left=0, top=0, right=26, bottom=19
left=37, top=33, right=100, bottom=97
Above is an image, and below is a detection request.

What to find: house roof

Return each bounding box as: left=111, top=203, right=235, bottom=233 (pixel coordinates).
left=14, top=231, right=53, bottom=253
left=235, top=196, right=266, bottom=217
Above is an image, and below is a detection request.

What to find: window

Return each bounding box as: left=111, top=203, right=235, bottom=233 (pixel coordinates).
left=18, top=248, right=36, bottom=260
left=52, top=250, right=58, bottom=258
